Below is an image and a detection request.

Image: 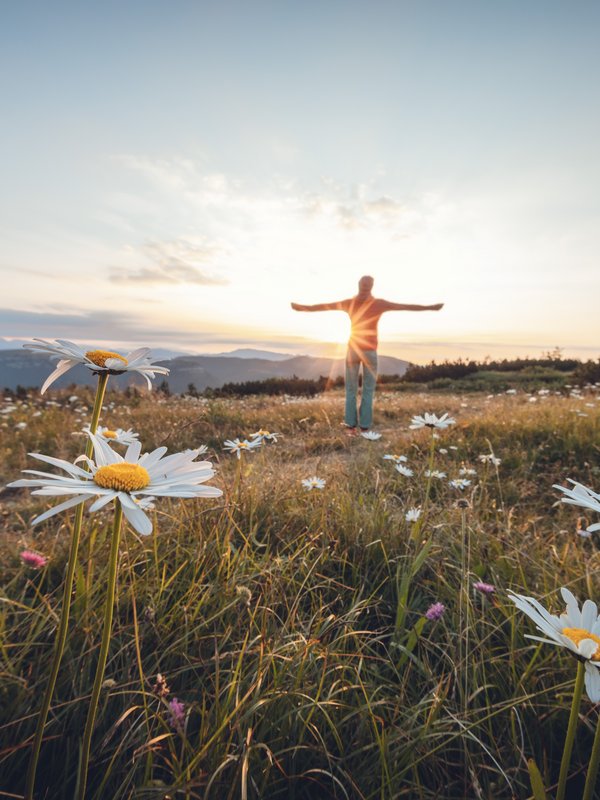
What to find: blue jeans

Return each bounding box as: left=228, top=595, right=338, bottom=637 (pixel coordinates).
left=344, top=348, right=378, bottom=429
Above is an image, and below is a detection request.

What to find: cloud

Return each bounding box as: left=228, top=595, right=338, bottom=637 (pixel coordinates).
left=0, top=306, right=225, bottom=345
left=111, top=237, right=228, bottom=285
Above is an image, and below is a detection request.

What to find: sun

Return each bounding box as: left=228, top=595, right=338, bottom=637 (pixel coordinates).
left=307, top=313, right=351, bottom=346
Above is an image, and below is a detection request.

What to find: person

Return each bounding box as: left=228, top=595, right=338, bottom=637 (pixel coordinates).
left=291, top=276, right=444, bottom=434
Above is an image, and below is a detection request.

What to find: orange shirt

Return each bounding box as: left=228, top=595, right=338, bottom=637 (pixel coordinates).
left=339, top=295, right=391, bottom=351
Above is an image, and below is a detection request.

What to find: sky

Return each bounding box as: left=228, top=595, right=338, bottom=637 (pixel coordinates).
left=1, top=0, right=599, bottom=362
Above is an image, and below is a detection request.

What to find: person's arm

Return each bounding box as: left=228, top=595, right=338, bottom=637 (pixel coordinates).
left=291, top=300, right=346, bottom=312
left=381, top=301, right=444, bottom=312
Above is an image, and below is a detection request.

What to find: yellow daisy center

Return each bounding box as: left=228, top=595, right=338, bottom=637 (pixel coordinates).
left=94, top=463, right=150, bottom=492
left=102, top=430, right=118, bottom=439
left=562, top=627, right=600, bottom=661
left=85, top=349, right=128, bottom=368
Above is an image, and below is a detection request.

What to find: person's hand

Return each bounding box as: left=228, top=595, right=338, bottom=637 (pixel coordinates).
left=430, top=303, right=444, bottom=311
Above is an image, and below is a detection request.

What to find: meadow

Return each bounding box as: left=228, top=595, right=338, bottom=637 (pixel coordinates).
left=1, top=383, right=600, bottom=799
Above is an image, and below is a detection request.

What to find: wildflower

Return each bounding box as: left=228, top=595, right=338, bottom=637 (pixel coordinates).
left=508, top=587, right=600, bottom=701
left=459, top=467, right=477, bottom=476
left=24, top=339, right=169, bottom=394
left=395, top=464, right=414, bottom=477
left=425, top=602, right=446, bottom=621
left=424, top=469, right=446, bottom=479
left=302, top=476, right=326, bottom=490
left=84, top=426, right=140, bottom=446
left=405, top=507, right=422, bottom=522
left=553, top=481, right=600, bottom=532
left=383, top=454, right=408, bottom=463
left=438, top=448, right=448, bottom=454
left=236, top=585, right=252, bottom=605
left=20, top=550, right=48, bottom=569
left=102, top=679, right=117, bottom=689
left=153, top=673, right=170, bottom=698
left=409, top=412, right=455, bottom=430
left=478, top=453, right=501, bottom=466
left=168, top=697, right=186, bottom=729
left=249, top=429, right=280, bottom=442
left=449, top=478, right=471, bottom=490
left=361, top=431, right=382, bottom=440
left=8, top=434, right=222, bottom=536
left=223, top=438, right=261, bottom=458
left=577, top=529, right=593, bottom=539
left=474, top=581, right=495, bottom=595
left=506, top=389, right=517, bottom=395
left=16, top=421, right=27, bottom=430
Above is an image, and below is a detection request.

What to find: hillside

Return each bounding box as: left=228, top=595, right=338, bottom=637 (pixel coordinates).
left=0, top=349, right=410, bottom=392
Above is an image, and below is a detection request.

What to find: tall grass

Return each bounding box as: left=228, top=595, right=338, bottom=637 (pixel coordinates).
left=1, top=387, right=599, bottom=798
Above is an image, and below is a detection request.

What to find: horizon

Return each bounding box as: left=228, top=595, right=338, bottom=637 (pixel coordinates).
left=2, top=1, right=599, bottom=362
left=0, top=336, right=594, bottom=366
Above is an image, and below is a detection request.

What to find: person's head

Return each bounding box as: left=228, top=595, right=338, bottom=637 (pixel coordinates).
left=358, top=275, right=374, bottom=294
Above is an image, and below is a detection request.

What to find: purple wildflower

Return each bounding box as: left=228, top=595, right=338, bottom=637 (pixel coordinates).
left=473, top=581, right=495, bottom=595
left=20, top=550, right=48, bottom=569
left=168, top=697, right=185, bottom=729
left=425, top=602, right=446, bottom=621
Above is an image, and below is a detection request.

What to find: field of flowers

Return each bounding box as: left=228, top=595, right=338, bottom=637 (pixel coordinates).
left=1, top=370, right=600, bottom=798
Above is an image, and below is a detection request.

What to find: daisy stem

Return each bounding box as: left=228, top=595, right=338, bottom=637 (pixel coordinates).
left=123, top=526, right=153, bottom=783
left=25, top=371, right=108, bottom=800
left=556, top=660, right=585, bottom=800
left=582, top=707, right=600, bottom=800
left=410, top=432, right=436, bottom=544
left=76, top=501, right=123, bottom=800
left=460, top=508, right=470, bottom=716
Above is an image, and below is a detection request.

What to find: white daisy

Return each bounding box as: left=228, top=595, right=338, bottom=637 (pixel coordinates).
left=409, top=412, right=455, bottom=430
left=459, top=467, right=477, bottom=476
left=223, top=438, right=261, bottom=458
left=405, top=507, right=422, bottom=522
left=478, top=453, right=501, bottom=466
left=24, top=339, right=170, bottom=394
left=424, top=469, right=446, bottom=479
left=554, top=481, right=600, bottom=532
left=383, top=454, right=408, bottom=463
left=86, top=426, right=140, bottom=446
left=508, top=587, right=600, bottom=701
left=249, top=429, right=280, bottom=442
left=7, top=434, right=222, bottom=536
left=361, top=431, right=382, bottom=440
left=302, top=476, right=326, bottom=490
left=449, top=478, right=471, bottom=490
left=395, top=464, right=414, bottom=477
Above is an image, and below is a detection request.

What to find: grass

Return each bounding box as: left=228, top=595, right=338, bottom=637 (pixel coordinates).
left=1, top=386, right=600, bottom=798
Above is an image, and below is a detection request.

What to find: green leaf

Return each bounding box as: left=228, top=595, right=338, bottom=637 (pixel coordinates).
left=527, top=758, right=548, bottom=800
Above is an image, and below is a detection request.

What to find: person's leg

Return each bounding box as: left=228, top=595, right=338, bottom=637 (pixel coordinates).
left=359, top=350, right=378, bottom=429
left=344, top=350, right=359, bottom=428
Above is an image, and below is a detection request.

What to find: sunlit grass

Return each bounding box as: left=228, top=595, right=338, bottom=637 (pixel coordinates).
left=1, top=387, right=600, bottom=798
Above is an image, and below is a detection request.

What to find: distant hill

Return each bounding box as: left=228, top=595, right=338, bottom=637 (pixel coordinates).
left=0, top=350, right=410, bottom=393
left=203, top=348, right=294, bottom=361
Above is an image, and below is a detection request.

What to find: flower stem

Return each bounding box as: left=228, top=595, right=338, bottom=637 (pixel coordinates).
left=25, top=371, right=108, bottom=800
left=583, top=707, right=600, bottom=800
left=409, top=431, right=436, bottom=544
left=556, top=660, right=585, bottom=800
left=76, top=501, right=123, bottom=800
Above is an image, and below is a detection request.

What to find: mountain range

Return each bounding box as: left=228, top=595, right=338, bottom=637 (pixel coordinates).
left=0, top=349, right=410, bottom=393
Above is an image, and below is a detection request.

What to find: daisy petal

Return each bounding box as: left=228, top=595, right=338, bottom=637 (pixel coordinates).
left=31, top=494, right=89, bottom=526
